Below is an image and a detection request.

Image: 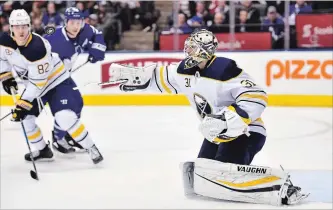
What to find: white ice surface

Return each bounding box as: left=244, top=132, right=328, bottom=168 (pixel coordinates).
left=0, top=106, right=332, bottom=209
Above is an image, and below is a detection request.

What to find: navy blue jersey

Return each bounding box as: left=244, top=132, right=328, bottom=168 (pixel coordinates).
left=44, top=24, right=106, bottom=65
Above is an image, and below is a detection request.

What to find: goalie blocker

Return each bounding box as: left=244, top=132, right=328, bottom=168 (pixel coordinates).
left=181, top=158, right=309, bottom=206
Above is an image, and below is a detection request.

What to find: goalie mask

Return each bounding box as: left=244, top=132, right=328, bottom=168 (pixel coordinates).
left=184, top=29, right=218, bottom=69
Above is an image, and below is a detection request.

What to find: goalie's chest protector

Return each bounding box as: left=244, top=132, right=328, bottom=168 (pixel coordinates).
left=175, top=56, right=235, bottom=119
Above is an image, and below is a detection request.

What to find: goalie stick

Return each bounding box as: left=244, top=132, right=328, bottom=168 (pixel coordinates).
left=73, top=79, right=128, bottom=90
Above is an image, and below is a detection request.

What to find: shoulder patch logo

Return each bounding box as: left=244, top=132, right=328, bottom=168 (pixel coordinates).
left=241, top=80, right=256, bottom=88
left=44, top=26, right=55, bottom=35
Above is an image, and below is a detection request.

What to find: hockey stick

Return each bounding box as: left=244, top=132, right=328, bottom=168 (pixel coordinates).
left=70, top=59, right=89, bottom=74
left=10, top=88, right=39, bottom=180
left=73, top=79, right=128, bottom=90
left=0, top=112, right=11, bottom=122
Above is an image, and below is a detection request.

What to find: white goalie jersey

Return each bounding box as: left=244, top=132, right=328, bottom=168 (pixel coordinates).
left=148, top=56, right=267, bottom=137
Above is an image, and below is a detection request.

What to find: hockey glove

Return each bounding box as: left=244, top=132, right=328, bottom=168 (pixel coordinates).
left=0, top=72, right=18, bottom=95
left=11, top=99, right=33, bottom=122
left=88, top=43, right=106, bottom=63
left=108, top=63, right=157, bottom=91
left=199, top=104, right=250, bottom=144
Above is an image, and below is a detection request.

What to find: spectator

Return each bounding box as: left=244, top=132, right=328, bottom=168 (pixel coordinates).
left=2, top=2, right=12, bottom=18
left=136, top=1, right=160, bottom=32
left=209, top=0, right=230, bottom=23
left=86, top=1, right=97, bottom=15
left=76, top=2, right=85, bottom=12
left=89, top=14, right=99, bottom=28
left=1, top=22, right=9, bottom=35
left=187, top=15, right=204, bottom=28
left=0, top=15, right=7, bottom=30
left=208, top=12, right=228, bottom=33
left=30, top=2, right=43, bottom=21
left=239, top=0, right=261, bottom=26
left=192, top=1, right=212, bottom=25
left=288, top=0, right=313, bottom=25
left=11, top=1, right=33, bottom=14
left=32, top=18, right=44, bottom=36
left=97, top=2, right=119, bottom=50
left=42, top=2, right=64, bottom=27
left=262, top=6, right=284, bottom=49
left=236, top=9, right=259, bottom=32
left=169, top=13, right=192, bottom=34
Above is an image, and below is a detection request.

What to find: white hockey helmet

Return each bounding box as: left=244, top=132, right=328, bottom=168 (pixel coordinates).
left=184, top=29, right=218, bottom=69
left=9, top=9, right=31, bottom=36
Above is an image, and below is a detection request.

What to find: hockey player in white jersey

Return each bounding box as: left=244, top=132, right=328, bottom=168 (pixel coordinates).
left=0, top=9, right=103, bottom=164
left=107, top=29, right=309, bottom=205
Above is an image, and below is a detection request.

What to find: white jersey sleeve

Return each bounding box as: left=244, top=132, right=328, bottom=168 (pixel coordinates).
left=0, top=48, right=13, bottom=82
left=227, top=71, right=268, bottom=122
left=148, top=62, right=181, bottom=94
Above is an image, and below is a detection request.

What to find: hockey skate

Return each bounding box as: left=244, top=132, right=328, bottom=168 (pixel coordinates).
left=88, top=144, right=103, bottom=164
left=52, top=131, right=76, bottom=154
left=64, top=133, right=86, bottom=152
left=281, top=175, right=310, bottom=205
left=25, top=143, right=54, bottom=162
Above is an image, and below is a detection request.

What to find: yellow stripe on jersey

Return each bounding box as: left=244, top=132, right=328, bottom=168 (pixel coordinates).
left=238, top=93, right=268, bottom=104
left=24, top=34, right=33, bottom=47
left=217, top=176, right=281, bottom=188
left=207, top=55, right=217, bottom=68
left=159, top=66, right=172, bottom=93
left=70, top=124, right=86, bottom=139
left=28, top=128, right=41, bottom=140
left=255, top=118, right=264, bottom=124
left=35, top=81, right=47, bottom=88
left=48, top=64, right=64, bottom=80
left=213, top=137, right=237, bottom=143
left=0, top=72, right=13, bottom=81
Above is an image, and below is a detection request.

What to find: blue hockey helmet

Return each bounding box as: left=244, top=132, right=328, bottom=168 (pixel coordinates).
left=64, top=7, right=84, bottom=28
left=64, top=7, right=84, bottom=20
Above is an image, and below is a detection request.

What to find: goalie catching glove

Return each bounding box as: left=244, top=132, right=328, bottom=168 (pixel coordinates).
left=108, top=63, right=157, bottom=91
left=199, top=104, right=251, bottom=143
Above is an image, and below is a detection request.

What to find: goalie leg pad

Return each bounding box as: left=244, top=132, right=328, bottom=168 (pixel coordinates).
left=192, top=158, right=291, bottom=206
left=180, top=161, right=196, bottom=196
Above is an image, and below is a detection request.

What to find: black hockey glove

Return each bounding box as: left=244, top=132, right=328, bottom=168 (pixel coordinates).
left=0, top=72, right=18, bottom=95
left=11, top=99, right=33, bottom=122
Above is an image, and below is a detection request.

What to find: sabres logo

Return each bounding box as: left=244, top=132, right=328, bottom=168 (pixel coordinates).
left=44, top=26, right=55, bottom=35
left=241, top=80, right=256, bottom=88
left=193, top=93, right=212, bottom=118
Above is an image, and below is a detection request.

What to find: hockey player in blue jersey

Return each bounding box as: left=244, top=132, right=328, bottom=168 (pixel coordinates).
left=44, top=7, right=106, bottom=153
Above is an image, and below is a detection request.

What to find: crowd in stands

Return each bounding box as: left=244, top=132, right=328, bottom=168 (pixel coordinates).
left=164, top=0, right=333, bottom=49
left=0, top=1, right=161, bottom=50
left=1, top=1, right=332, bottom=50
